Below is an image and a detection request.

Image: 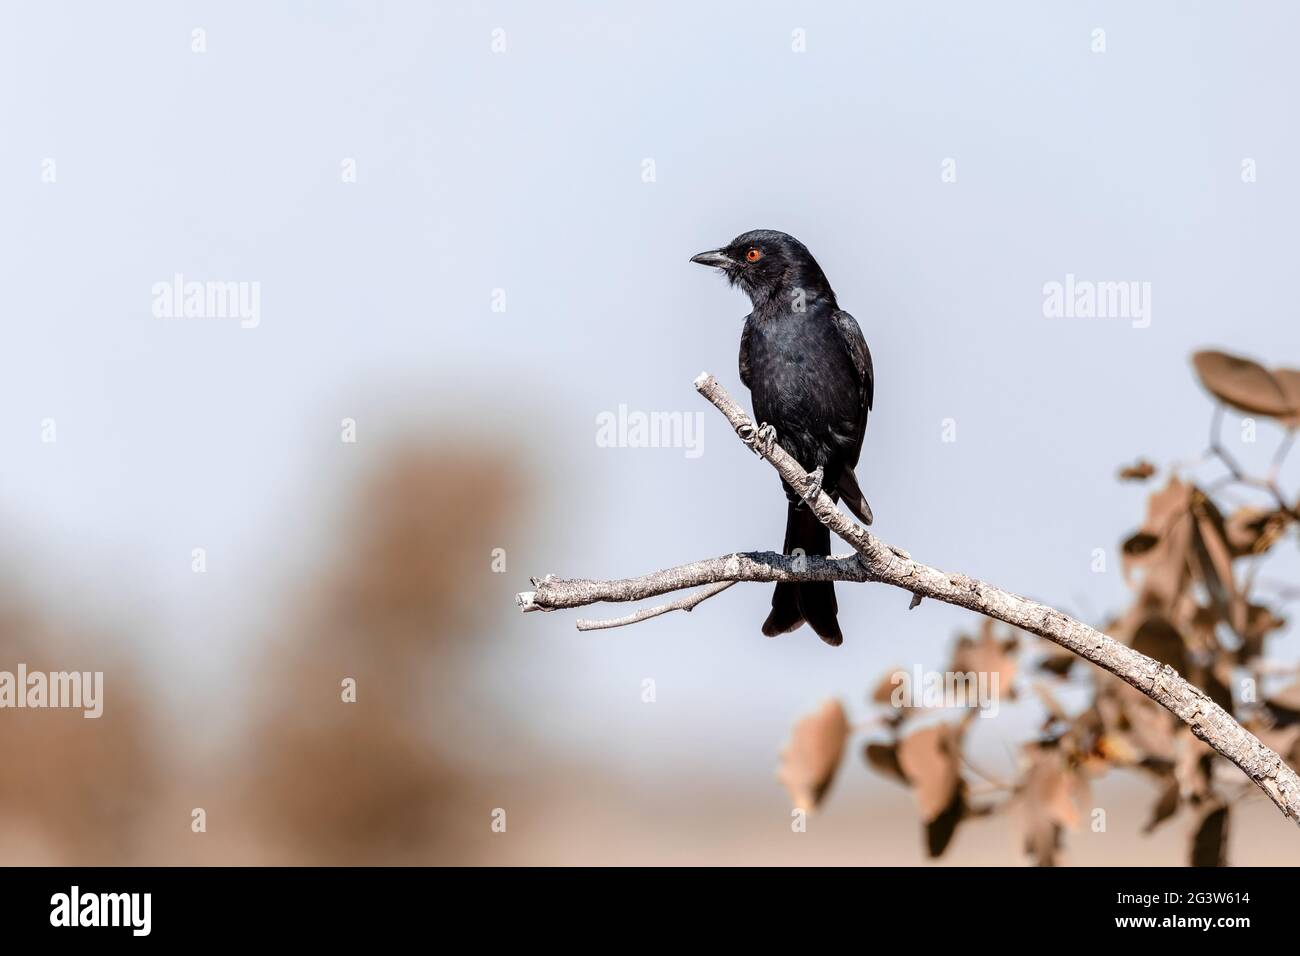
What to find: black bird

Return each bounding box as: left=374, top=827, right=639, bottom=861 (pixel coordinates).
left=691, top=229, right=873, bottom=646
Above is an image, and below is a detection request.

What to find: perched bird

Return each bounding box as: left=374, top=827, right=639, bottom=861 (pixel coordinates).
left=691, top=229, right=873, bottom=646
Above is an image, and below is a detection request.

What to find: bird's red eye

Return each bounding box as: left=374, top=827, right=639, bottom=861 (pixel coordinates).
left=745, top=248, right=762, bottom=262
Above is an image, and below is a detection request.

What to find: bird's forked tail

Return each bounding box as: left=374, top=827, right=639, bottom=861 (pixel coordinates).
left=762, top=500, right=842, bottom=646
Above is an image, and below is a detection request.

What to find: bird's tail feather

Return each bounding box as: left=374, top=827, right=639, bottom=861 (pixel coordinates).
left=762, top=501, right=843, bottom=646
left=837, top=468, right=873, bottom=525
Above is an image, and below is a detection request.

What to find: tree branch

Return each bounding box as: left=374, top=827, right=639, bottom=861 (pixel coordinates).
left=516, top=372, right=1300, bottom=827
left=516, top=552, right=869, bottom=613
left=575, top=581, right=736, bottom=630
left=1207, top=403, right=1300, bottom=520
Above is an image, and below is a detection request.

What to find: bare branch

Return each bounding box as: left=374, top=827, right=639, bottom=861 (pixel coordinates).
left=1268, top=429, right=1296, bottom=484
left=576, top=581, right=736, bottom=631
left=1206, top=403, right=1299, bottom=519
left=516, top=373, right=1300, bottom=827
left=517, top=552, right=868, bottom=612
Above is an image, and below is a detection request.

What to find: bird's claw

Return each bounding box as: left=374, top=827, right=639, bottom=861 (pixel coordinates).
left=738, top=421, right=779, bottom=457
left=800, top=465, right=824, bottom=507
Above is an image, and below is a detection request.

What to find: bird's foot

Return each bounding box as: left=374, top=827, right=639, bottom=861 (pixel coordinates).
left=738, top=421, right=779, bottom=457
left=800, top=466, right=824, bottom=507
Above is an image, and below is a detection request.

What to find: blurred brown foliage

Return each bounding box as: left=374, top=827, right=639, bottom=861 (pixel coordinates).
left=0, top=441, right=518, bottom=865
left=241, top=446, right=519, bottom=863
left=0, top=607, right=159, bottom=864
left=777, top=348, right=1300, bottom=866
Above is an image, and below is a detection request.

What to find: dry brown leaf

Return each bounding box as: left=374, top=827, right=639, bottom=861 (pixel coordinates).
left=776, top=699, right=850, bottom=812
left=1033, top=681, right=1070, bottom=730
left=896, top=723, right=962, bottom=823
left=1125, top=693, right=1178, bottom=765
left=1174, top=728, right=1214, bottom=802
left=1118, top=459, right=1157, bottom=481
left=1140, top=478, right=1194, bottom=535
left=1063, top=702, right=1106, bottom=766
left=1122, top=531, right=1160, bottom=559
left=1143, top=778, right=1180, bottom=834
left=1273, top=368, right=1300, bottom=427
left=1089, top=677, right=1173, bottom=767
left=1096, top=732, right=1141, bottom=765
left=949, top=621, right=1018, bottom=700
left=1019, top=745, right=1088, bottom=866
left=1239, top=604, right=1286, bottom=663
left=863, top=741, right=906, bottom=782
left=1265, top=680, right=1300, bottom=727
left=1192, top=350, right=1293, bottom=417
left=875, top=723, right=969, bottom=857
left=924, top=788, right=967, bottom=859
left=1024, top=747, right=1083, bottom=830
left=1131, top=616, right=1189, bottom=676
left=1037, top=646, right=1076, bottom=678
left=1196, top=657, right=1236, bottom=714
left=1181, top=600, right=1219, bottom=652
left=1122, top=478, right=1195, bottom=610
left=870, top=667, right=912, bottom=707
left=1069, top=770, right=1094, bottom=820
left=1189, top=490, right=1246, bottom=636
left=1190, top=804, right=1230, bottom=867
left=1024, top=820, right=1061, bottom=867
left=1225, top=506, right=1290, bottom=557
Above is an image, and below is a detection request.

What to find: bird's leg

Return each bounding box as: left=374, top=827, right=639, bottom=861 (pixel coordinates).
left=800, top=465, right=824, bottom=507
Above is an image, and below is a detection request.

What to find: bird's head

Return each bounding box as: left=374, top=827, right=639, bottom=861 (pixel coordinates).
left=690, top=229, right=833, bottom=308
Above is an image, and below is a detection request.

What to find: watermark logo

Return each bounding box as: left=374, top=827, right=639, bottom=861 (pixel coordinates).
left=1042, top=274, right=1150, bottom=329
left=152, top=273, right=261, bottom=329
left=595, top=405, right=704, bottom=459
left=0, top=665, right=103, bottom=718
left=50, top=886, right=150, bottom=936
left=886, top=665, right=1001, bottom=718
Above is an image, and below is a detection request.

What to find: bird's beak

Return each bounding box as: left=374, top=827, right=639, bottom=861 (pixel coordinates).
left=689, top=249, right=733, bottom=269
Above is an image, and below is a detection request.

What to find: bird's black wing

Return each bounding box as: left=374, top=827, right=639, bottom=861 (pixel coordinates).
left=829, top=308, right=874, bottom=521
left=738, top=315, right=754, bottom=389
left=831, top=309, right=872, bottom=417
